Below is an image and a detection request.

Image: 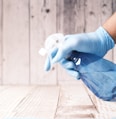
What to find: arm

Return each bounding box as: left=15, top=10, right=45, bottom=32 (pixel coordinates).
left=103, top=12, right=116, bottom=43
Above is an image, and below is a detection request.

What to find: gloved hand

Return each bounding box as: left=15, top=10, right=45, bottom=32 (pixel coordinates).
left=45, top=49, right=116, bottom=101
left=44, top=27, right=115, bottom=71
left=52, top=26, right=114, bottom=63
left=44, top=47, right=80, bottom=79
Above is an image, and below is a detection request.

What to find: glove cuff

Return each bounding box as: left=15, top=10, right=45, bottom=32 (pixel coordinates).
left=96, top=26, right=115, bottom=54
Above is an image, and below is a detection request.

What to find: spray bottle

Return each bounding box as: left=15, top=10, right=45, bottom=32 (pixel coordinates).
left=39, top=33, right=116, bottom=101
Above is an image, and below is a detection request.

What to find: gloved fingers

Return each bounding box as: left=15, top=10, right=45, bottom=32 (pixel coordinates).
left=44, top=47, right=58, bottom=71
left=59, top=58, right=76, bottom=69
left=50, top=47, right=59, bottom=59
left=52, top=47, right=65, bottom=63
left=64, top=34, right=96, bottom=55
left=44, top=56, right=51, bottom=71
left=59, top=58, right=80, bottom=79
left=52, top=34, right=85, bottom=63
left=66, top=69, right=80, bottom=80
left=53, top=28, right=115, bottom=62
left=52, top=42, right=74, bottom=63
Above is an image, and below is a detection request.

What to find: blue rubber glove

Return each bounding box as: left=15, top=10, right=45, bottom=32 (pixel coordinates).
left=52, top=27, right=115, bottom=63
left=60, top=52, right=116, bottom=101
left=44, top=27, right=114, bottom=71
left=44, top=48, right=80, bottom=79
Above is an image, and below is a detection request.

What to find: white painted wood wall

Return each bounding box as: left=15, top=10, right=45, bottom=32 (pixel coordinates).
left=0, top=0, right=116, bottom=85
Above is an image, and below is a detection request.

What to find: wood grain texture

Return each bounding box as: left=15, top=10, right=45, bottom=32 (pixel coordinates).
left=57, top=0, right=85, bottom=84
left=55, top=84, right=97, bottom=119
left=0, top=86, right=34, bottom=118
left=87, top=88, right=116, bottom=119
left=57, top=0, right=85, bottom=34
left=85, top=0, right=112, bottom=31
left=0, top=86, right=115, bottom=118
left=30, top=0, right=57, bottom=85
left=0, top=0, right=115, bottom=85
left=2, top=0, right=29, bottom=84
left=112, top=0, right=116, bottom=63
left=11, top=86, right=59, bottom=119
left=0, top=0, right=2, bottom=84
left=113, top=0, right=116, bottom=12
left=85, top=0, right=113, bottom=61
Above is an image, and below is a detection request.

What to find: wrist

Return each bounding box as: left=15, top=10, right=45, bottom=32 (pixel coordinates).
left=95, top=27, right=115, bottom=56
left=99, top=27, right=115, bottom=48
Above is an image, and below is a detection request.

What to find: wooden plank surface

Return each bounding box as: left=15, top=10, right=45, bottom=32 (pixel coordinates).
left=30, top=0, right=57, bottom=85
left=55, top=83, right=97, bottom=119
left=85, top=0, right=113, bottom=61
left=2, top=0, right=29, bottom=84
left=57, top=0, right=85, bottom=84
left=0, top=0, right=2, bottom=84
left=13, top=86, right=59, bottom=119
left=0, top=86, right=34, bottom=118
left=87, top=88, right=116, bottom=119
left=0, top=86, right=59, bottom=119
left=0, top=85, right=115, bottom=118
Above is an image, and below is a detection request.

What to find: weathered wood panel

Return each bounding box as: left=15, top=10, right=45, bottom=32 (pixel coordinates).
left=113, top=0, right=116, bottom=12
left=0, top=0, right=2, bottom=84
left=30, top=0, right=57, bottom=85
left=85, top=0, right=113, bottom=61
left=85, top=0, right=112, bottom=31
left=57, top=0, right=85, bottom=84
left=0, top=0, right=115, bottom=85
left=112, top=0, right=116, bottom=63
left=57, top=0, right=85, bottom=34
left=2, top=0, right=29, bottom=84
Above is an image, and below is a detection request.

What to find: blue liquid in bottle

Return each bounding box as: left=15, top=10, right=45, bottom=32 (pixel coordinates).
left=69, top=51, right=116, bottom=101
